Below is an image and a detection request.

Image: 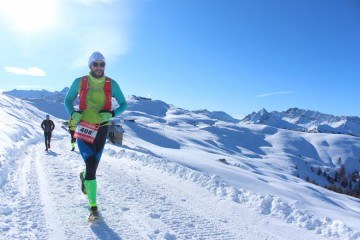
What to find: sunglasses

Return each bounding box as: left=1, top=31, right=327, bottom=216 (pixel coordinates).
left=92, top=62, right=106, bottom=67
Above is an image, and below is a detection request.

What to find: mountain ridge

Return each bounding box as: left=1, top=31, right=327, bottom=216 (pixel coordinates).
left=4, top=88, right=360, bottom=137
left=3, top=88, right=360, bottom=177
left=242, top=107, right=360, bottom=137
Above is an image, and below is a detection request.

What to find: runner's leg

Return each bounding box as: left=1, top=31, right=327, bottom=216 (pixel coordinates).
left=77, top=126, right=109, bottom=207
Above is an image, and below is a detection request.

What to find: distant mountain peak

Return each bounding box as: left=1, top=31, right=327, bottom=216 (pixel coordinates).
left=242, top=108, right=269, bottom=124
left=130, top=95, right=152, bottom=101
left=241, top=107, right=360, bottom=137
left=60, top=87, right=69, bottom=93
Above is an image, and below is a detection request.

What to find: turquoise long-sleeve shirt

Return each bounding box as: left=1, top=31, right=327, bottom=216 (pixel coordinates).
left=64, top=74, right=127, bottom=124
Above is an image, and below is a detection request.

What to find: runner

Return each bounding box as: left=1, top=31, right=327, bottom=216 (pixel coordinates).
left=68, top=116, right=77, bottom=151
left=64, top=51, right=127, bottom=221
left=41, top=114, right=55, bottom=151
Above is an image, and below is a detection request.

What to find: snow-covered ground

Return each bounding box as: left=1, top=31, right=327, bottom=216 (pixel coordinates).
left=0, top=93, right=360, bottom=239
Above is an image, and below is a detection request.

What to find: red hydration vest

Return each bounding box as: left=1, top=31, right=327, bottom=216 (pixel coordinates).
left=79, top=76, right=112, bottom=111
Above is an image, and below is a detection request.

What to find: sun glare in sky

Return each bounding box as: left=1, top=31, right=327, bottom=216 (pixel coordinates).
left=0, top=0, right=59, bottom=33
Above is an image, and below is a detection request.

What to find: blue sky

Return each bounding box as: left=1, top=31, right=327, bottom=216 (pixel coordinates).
left=0, top=0, right=359, bottom=118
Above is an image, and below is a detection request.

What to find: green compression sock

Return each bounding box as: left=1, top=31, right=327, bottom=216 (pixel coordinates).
left=85, top=179, right=97, bottom=207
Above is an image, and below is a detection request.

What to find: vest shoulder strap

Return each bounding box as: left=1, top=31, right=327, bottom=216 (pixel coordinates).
left=79, top=76, right=89, bottom=110
left=103, top=77, right=112, bottom=111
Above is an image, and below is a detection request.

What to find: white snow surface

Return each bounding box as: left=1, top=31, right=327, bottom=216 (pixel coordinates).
left=0, top=93, right=360, bottom=240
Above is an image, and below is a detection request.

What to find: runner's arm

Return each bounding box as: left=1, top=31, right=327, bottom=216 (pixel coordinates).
left=111, top=80, right=128, bottom=117
left=64, top=78, right=81, bottom=116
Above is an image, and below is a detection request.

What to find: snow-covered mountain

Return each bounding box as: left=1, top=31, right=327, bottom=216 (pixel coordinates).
left=3, top=89, right=239, bottom=124
left=4, top=88, right=70, bottom=119
left=1, top=89, right=360, bottom=239
left=4, top=88, right=69, bottom=101
left=3, top=88, right=360, bottom=182
left=242, top=107, right=360, bottom=137
left=6, top=89, right=360, bottom=137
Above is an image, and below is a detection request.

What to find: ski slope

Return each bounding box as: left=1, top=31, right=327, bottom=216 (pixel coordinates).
left=0, top=133, right=331, bottom=240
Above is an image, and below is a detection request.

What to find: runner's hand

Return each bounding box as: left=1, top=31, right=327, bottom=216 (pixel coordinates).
left=99, top=110, right=114, bottom=122
left=71, top=111, right=83, bottom=124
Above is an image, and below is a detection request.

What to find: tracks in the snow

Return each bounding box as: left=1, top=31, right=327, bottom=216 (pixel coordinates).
left=0, top=136, right=328, bottom=240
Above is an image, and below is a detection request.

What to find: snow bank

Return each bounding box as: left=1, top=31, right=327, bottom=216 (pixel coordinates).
left=0, top=95, right=44, bottom=187
left=105, top=148, right=360, bottom=240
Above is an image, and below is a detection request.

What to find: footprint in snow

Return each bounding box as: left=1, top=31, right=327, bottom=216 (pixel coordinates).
left=149, top=213, right=161, bottom=219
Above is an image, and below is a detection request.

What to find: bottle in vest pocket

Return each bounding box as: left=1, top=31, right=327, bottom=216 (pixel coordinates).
left=74, top=120, right=99, bottom=144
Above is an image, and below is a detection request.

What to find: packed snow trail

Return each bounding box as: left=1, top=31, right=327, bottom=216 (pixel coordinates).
left=0, top=135, right=330, bottom=239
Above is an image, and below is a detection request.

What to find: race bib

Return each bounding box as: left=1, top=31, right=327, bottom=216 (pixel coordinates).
left=74, top=120, right=99, bottom=143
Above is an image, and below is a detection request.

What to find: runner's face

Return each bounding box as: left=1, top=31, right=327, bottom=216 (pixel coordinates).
left=90, top=61, right=105, bottom=78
